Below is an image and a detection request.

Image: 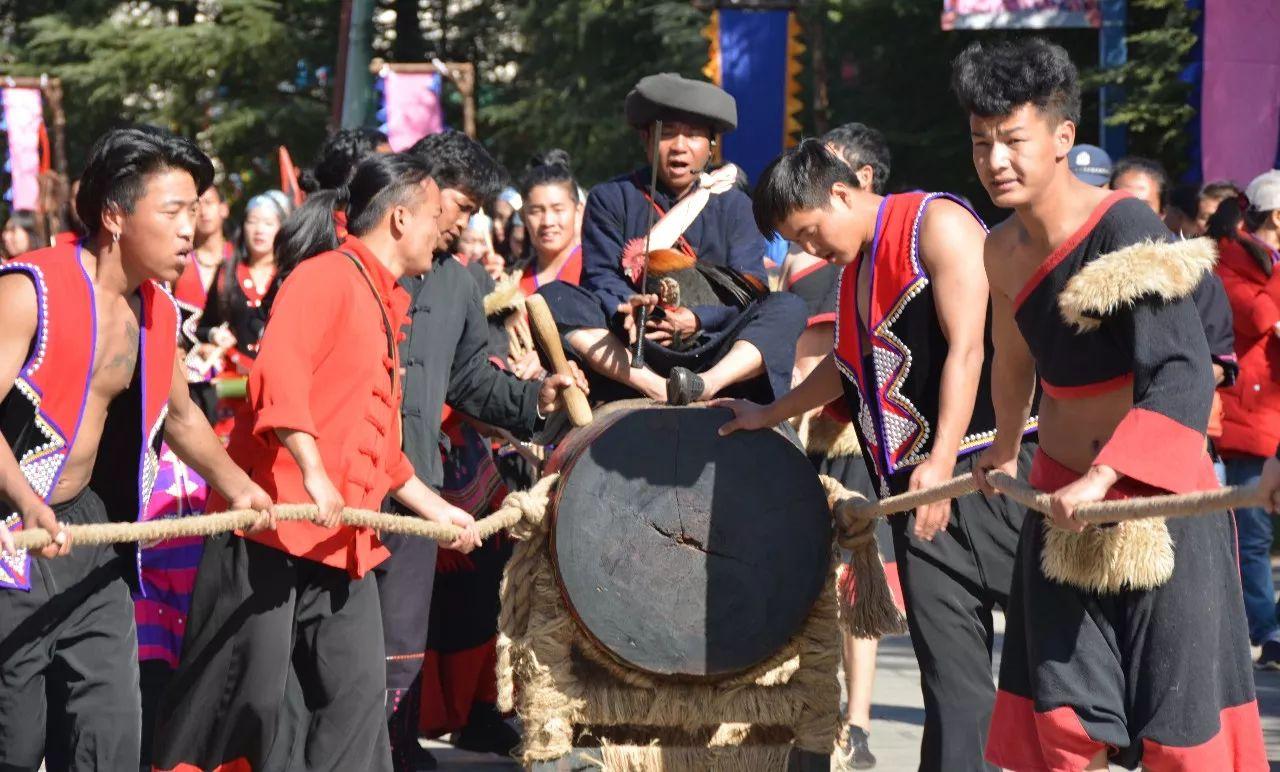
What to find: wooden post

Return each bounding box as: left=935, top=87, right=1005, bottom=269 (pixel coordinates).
left=367, top=60, right=478, bottom=138
left=332, top=0, right=353, bottom=130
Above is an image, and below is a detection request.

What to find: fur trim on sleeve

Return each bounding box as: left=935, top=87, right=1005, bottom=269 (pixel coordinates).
left=1057, top=238, right=1217, bottom=332
left=483, top=275, right=526, bottom=318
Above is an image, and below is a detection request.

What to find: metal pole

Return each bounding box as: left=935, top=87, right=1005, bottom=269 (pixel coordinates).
left=1099, top=0, right=1128, bottom=156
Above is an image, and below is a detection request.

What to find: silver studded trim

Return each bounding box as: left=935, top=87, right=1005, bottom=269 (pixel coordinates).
left=0, top=262, right=51, bottom=375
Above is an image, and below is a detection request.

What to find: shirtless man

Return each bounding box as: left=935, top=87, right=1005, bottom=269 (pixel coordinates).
left=724, top=138, right=1035, bottom=771
left=0, top=126, right=273, bottom=771
left=952, top=38, right=1265, bottom=770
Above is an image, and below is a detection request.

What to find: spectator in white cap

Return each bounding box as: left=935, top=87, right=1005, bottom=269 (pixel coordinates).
left=1067, top=143, right=1112, bottom=186
left=1208, top=168, right=1280, bottom=670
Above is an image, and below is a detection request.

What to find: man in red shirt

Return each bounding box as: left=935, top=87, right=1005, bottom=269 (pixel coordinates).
left=154, top=152, right=479, bottom=772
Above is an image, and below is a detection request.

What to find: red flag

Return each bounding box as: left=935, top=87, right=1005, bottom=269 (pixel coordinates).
left=278, top=145, right=304, bottom=205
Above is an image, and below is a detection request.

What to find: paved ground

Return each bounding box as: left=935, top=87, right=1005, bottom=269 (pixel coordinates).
left=429, top=610, right=1280, bottom=770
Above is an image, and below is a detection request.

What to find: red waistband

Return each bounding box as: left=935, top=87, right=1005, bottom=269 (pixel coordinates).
left=1029, top=448, right=1162, bottom=499
left=1039, top=373, right=1133, bottom=400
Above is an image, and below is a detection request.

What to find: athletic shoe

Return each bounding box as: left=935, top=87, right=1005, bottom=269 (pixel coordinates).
left=1257, top=640, right=1280, bottom=671
left=835, top=725, right=876, bottom=770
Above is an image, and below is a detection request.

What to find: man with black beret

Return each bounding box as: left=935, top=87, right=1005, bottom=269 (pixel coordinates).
left=539, top=72, right=805, bottom=405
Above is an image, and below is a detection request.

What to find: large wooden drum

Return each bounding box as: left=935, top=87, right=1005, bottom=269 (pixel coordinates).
left=545, top=405, right=832, bottom=680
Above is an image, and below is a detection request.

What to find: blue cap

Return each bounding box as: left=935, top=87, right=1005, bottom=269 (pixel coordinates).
left=1068, top=144, right=1113, bottom=187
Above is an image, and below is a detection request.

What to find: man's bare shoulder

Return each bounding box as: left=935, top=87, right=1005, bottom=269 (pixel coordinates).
left=0, top=272, right=38, bottom=342
left=983, top=214, right=1037, bottom=301
left=918, top=197, right=986, bottom=270
left=920, top=196, right=982, bottom=235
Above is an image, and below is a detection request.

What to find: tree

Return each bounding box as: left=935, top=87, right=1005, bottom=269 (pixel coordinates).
left=477, top=0, right=709, bottom=187
left=1084, top=0, right=1198, bottom=179
left=5, top=0, right=341, bottom=201
left=800, top=0, right=1100, bottom=224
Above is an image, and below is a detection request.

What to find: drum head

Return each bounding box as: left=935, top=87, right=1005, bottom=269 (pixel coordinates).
left=549, top=406, right=832, bottom=679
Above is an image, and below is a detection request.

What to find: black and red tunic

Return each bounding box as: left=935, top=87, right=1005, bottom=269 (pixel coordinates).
left=0, top=243, right=178, bottom=592
left=1015, top=191, right=1219, bottom=493
left=833, top=191, right=1035, bottom=488
left=989, top=192, right=1266, bottom=770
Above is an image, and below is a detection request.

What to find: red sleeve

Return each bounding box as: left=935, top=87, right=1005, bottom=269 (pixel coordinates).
left=1093, top=408, right=1216, bottom=494
left=388, top=450, right=414, bottom=490
left=250, top=258, right=350, bottom=438
left=1218, top=261, right=1280, bottom=339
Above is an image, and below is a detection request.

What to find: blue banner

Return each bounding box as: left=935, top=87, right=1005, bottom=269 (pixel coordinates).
left=714, top=9, right=791, bottom=184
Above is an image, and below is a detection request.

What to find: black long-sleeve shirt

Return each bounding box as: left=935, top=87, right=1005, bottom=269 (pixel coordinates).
left=399, top=255, right=541, bottom=487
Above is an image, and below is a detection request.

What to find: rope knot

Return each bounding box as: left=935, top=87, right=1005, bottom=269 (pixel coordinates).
left=501, top=473, right=560, bottom=540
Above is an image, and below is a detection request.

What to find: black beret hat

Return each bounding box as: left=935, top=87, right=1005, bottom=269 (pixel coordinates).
left=624, top=73, right=738, bottom=134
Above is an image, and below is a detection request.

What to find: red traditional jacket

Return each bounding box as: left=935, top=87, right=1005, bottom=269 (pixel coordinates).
left=216, top=236, right=415, bottom=578
left=0, top=242, right=178, bottom=591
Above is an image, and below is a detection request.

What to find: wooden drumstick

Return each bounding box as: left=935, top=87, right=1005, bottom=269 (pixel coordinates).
left=524, top=293, right=593, bottom=427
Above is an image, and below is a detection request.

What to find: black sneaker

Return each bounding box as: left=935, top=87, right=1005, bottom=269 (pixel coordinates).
left=1257, top=640, right=1280, bottom=671
left=836, top=725, right=876, bottom=770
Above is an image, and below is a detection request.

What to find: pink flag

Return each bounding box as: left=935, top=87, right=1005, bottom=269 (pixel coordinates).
left=3, top=88, right=43, bottom=211
left=1201, top=1, right=1280, bottom=184
left=383, top=71, right=444, bottom=152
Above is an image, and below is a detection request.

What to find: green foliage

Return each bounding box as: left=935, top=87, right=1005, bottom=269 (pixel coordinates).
left=0, top=0, right=1202, bottom=207
left=476, top=0, right=709, bottom=186
left=5, top=0, right=339, bottom=202
left=1085, top=0, right=1197, bottom=178
left=802, top=0, right=1100, bottom=223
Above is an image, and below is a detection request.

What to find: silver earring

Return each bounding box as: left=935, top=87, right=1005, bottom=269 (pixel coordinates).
left=111, top=231, right=119, bottom=245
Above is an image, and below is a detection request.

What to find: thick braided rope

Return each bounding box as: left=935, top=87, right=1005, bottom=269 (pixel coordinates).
left=984, top=471, right=1267, bottom=524
left=10, top=470, right=1264, bottom=553
left=834, top=471, right=1265, bottom=525
left=9, top=479, right=554, bottom=552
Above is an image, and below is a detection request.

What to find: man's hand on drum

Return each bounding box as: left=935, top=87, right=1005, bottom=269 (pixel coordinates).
left=1047, top=464, right=1118, bottom=533
left=618, top=294, right=659, bottom=346
left=645, top=306, right=699, bottom=346
left=715, top=399, right=777, bottom=436
left=538, top=362, right=590, bottom=416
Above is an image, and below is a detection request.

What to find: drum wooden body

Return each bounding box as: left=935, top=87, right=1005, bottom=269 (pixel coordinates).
left=546, top=405, right=832, bottom=680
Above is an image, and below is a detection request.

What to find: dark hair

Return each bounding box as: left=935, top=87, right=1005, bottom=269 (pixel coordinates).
left=407, top=130, right=504, bottom=204
left=520, top=149, right=579, bottom=203
left=299, top=128, right=387, bottom=194
left=1207, top=194, right=1276, bottom=275
left=219, top=193, right=289, bottom=307
left=1110, top=156, right=1168, bottom=205
left=752, top=138, right=859, bottom=237
left=274, top=152, right=432, bottom=281
left=75, top=125, right=214, bottom=239
left=821, top=122, right=891, bottom=195
left=1201, top=179, right=1241, bottom=203
left=951, top=38, right=1081, bottom=125
left=4, top=208, right=38, bottom=247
